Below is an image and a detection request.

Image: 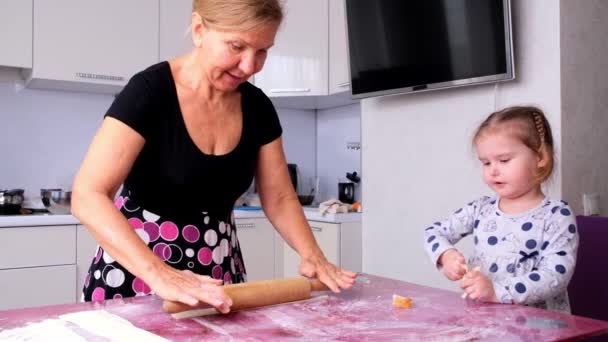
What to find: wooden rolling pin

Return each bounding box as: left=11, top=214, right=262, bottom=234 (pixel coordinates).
left=162, top=277, right=329, bottom=315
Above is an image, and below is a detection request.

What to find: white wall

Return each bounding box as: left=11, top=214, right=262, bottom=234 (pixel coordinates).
left=275, top=107, right=317, bottom=182
left=0, top=83, right=111, bottom=196
left=0, top=82, right=317, bottom=201
left=560, top=0, right=608, bottom=216
left=316, top=103, right=361, bottom=203
left=361, top=0, right=562, bottom=291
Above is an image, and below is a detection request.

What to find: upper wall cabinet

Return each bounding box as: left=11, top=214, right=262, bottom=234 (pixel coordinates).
left=159, top=0, right=192, bottom=62
left=329, top=0, right=350, bottom=95
left=0, top=0, right=33, bottom=68
left=255, top=0, right=329, bottom=97
left=24, top=0, right=159, bottom=94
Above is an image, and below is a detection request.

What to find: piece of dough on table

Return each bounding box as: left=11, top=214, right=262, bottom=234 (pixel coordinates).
left=392, top=294, right=413, bottom=309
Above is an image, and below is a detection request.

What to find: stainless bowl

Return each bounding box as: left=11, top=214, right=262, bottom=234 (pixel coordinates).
left=41, top=189, right=72, bottom=214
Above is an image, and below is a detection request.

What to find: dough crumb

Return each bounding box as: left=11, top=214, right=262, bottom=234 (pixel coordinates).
left=392, top=294, right=413, bottom=309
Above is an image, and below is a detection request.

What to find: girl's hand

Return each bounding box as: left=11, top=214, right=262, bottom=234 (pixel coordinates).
left=439, top=249, right=466, bottom=281
left=298, top=252, right=357, bottom=293
left=460, top=269, right=499, bottom=302
left=148, top=265, right=233, bottom=313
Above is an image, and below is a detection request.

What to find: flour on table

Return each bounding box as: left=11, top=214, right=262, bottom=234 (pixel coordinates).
left=0, top=318, right=86, bottom=342
left=0, top=310, right=167, bottom=342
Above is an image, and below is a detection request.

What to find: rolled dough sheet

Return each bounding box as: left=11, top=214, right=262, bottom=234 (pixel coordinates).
left=58, top=310, right=169, bottom=342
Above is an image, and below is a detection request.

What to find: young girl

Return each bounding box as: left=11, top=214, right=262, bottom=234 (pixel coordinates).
left=423, top=106, right=578, bottom=313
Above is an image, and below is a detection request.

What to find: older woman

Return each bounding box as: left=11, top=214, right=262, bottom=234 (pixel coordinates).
left=72, top=0, right=356, bottom=314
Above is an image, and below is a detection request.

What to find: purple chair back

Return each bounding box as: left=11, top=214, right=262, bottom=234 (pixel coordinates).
left=568, top=216, right=608, bottom=321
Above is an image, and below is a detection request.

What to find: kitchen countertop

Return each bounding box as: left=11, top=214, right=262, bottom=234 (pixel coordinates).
left=0, top=207, right=361, bottom=228
left=234, top=206, right=362, bottom=223
left=1, top=273, right=607, bottom=341
left=0, top=214, right=79, bottom=227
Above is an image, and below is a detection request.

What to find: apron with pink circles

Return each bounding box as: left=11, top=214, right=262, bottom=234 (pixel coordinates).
left=82, top=189, right=247, bottom=301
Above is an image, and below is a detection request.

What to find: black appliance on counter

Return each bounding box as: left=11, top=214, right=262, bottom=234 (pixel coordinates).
left=287, top=163, right=298, bottom=192
left=0, top=189, right=25, bottom=215
left=0, top=189, right=52, bottom=215
left=338, top=171, right=360, bottom=204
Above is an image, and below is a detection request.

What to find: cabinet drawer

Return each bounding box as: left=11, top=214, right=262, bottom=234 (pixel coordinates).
left=0, top=265, right=77, bottom=310
left=283, top=221, right=340, bottom=278
left=235, top=218, right=276, bottom=281
left=0, top=225, right=76, bottom=269
left=308, top=222, right=340, bottom=264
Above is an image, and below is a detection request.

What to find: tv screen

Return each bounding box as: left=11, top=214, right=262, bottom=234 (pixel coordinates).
left=345, top=0, right=514, bottom=99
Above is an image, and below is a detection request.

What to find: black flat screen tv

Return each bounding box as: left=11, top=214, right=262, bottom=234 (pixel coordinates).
left=345, top=0, right=514, bottom=99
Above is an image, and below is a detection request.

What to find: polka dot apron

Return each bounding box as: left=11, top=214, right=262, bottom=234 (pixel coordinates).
left=82, top=190, right=247, bottom=301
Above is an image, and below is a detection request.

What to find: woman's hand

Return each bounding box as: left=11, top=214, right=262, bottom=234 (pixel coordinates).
left=439, top=248, right=466, bottom=281
left=148, top=264, right=233, bottom=313
left=298, top=252, right=357, bottom=293
left=460, top=269, right=499, bottom=303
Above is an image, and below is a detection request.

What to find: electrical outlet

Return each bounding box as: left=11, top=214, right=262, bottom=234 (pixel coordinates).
left=582, top=193, right=600, bottom=216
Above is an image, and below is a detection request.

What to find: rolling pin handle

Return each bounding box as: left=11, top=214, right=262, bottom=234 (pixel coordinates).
left=163, top=300, right=211, bottom=314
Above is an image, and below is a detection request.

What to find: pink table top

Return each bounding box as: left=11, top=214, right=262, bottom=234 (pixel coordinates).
left=1, top=273, right=607, bottom=341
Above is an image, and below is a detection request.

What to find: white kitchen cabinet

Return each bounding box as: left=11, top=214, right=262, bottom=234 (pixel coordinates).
left=281, top=220, right=361, bottom=278
left=0, top=225, right=76, bottom=269
left=0, top=265, right=77, bottom=311
left=76, top=225, right=98, bottom=301
left=329, top=0, right=350, bottom=94
left=159, top=0, right=193, bottom=61
left=0, top=225, right=77, bottom=310
left=255, top=0, right=329, bottom=97
left=234, top=218, right=278, bottom=281
left=0, top=0, right=33, bottom=68
left=283, top=221, right=337, bottom=278
left=25, top=0, right=159, bottom=94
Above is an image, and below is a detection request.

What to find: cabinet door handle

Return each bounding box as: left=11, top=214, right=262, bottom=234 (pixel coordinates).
left=75, top=72, right=125, bottom=82
left=338, top=82, right=350, bottom=88
left=269, top=88, right=311, bottom=93
left=236, top=223, right=256, bottom=229
left=311, top=226, right=323, bottom=232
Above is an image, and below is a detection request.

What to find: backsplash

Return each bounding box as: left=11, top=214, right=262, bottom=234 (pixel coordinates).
left=0, top=82, right=325, bottom=201
left=316, top=103, right=361, bottom=203
left=0, top=82, right=111, bottom=197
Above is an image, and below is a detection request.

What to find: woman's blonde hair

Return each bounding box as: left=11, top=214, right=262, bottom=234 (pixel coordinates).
left=193, top=0, right=283, bottom=31
left=473, top=106, right=555, bottom=183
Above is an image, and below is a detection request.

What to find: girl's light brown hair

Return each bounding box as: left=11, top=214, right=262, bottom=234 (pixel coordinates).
left=473, top=106, right=555, bottom=182
left=192, top=0, right=283, bottom=31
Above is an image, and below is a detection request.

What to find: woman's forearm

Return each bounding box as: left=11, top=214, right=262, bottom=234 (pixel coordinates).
left=72, top=190, right=164, bottom=284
